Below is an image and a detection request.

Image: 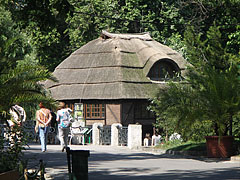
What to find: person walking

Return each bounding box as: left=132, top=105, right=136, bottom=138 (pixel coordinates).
left=56, top=102, right=72, bottom=152
left=36, top=102, right=52, bottom=152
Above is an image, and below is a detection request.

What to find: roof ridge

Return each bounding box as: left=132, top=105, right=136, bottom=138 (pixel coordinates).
left=101, top=30, right=152, bottom=41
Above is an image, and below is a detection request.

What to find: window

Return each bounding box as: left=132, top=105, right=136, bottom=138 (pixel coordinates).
left=84, top=104, right=105, bottom=119
left=148, top=60, right=179, bottom=81
left=134, top=102, right=154, bottom=119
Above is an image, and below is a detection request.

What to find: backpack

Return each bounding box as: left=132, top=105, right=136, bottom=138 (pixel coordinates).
left=60, top=110, right=72, bottom=128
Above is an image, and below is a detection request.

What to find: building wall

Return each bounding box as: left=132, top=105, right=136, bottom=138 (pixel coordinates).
left=64, top=100, right=155, bottom=137
left=86, top=119, right=105, bottom=126
left=136, top=119, right=155, bottom=125
left=121, top=102, right=135, bottom=126
left=106, top=104, right=121, bottom=125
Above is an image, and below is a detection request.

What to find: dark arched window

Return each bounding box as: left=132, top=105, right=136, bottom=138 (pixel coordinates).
left=148, top=59, right=179, bottom=81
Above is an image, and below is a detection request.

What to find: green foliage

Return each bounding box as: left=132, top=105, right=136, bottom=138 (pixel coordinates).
left=233, top=114, right=240, bottom=138
left=184, top=25, right=240, bottom=136
left=0, top=5, right=32, bottom=73
left=165, top=33, right=187, bottom=59
left=0, top=125, right=29, bottom=173
left=149, top=83, right=214, bottom=141
left=0, top=3, right=57, bottom=174
left=67, top=0, right=183, bottom=49
left=0, top=39, right=57, bottom=113
left=165, top=141, right=206, bottom=152
left=0, top=5, right=57, bottom=114
left=150, top=25, right=240, bottom=139
left=2, top=0, right=239, bottom=73
left=178, top=0, right=240, bottom=54
left=156, top=139, right=183, bottom=150
left=227, top=25, right=240, bottom=54
left=7, top=0, right=73, bottom=71
left=181, top=120, right=214, bottom=142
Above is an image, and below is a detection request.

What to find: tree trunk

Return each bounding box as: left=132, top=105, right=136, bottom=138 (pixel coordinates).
left=214, top=123, right=219, bottom=136
left=165, top=128, right=168, bottom=142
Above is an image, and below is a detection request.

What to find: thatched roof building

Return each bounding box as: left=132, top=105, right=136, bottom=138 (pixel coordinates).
left=45, top=31, right=187, bottom=138
left=45, top=30, right=187, bottom=101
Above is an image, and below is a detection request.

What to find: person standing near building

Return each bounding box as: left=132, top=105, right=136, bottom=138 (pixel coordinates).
left=56, top=102, right=72, bottom=152
left=36, top=102, right=52, bottom=152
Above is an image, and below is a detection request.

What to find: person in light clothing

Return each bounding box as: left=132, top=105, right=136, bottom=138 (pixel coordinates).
left=56, top=102, right=72, bottom=152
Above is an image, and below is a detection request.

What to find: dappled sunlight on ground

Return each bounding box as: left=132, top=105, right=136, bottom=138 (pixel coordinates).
left=23, top=143, right=240, bottom=180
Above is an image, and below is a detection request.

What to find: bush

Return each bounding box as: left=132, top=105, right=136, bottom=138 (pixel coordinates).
left=0, top=125, right=29, bottom=174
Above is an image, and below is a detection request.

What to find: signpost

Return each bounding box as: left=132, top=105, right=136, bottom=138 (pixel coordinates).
left=74, top=103, right=85, bottom=126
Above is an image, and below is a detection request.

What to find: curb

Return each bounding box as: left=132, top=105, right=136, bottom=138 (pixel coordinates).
left=230, top=155, right=240, bottom=162
left=141, top=147, right=206, bottom=157
left=165, top=149, right=207, bottom=157
left=141, top=147, right=240, bottom=161
left=141, top=147, right=166, bottom=154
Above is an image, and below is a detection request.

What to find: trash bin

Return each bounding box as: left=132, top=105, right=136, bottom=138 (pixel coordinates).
left=66, top=147, right=90, bottom=180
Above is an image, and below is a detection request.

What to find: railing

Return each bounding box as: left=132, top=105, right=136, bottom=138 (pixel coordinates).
left=1, top=121, right=38, bottom=145
left=86, top=128, right=93, bottom=144
left=98, top=125, right=111, bottom=145
left=118, top=126, right=128, bottom=146
left=23, top=121, right=38, bottom=142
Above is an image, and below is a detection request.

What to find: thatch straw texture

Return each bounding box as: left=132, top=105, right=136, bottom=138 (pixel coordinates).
left=45, top=31, right=187, bottom=100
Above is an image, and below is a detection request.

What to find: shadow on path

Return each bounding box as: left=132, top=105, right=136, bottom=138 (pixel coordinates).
left=23, top=145, right=240, bottom=180
left=89, top=167, right=240, bottom=180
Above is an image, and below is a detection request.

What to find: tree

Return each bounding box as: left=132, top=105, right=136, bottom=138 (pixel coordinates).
left=0, top=5, right=57, bottom=173
left=3, top=0, right=185, bottom=72
left=149, top=25, right=240, bottom=140
left=0, top=5, right=57, bottom=115
left=4, top=0, right=239, bottom=73
left=66, top=0, right=184, bottom=50
left=177, top=0, right=240, bottom=54
left=0, top=4, right=32, bottom=73
left=7, top=0, right=74, bottom=71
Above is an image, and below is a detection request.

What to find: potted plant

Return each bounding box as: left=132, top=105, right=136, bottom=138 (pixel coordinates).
left=149, top=25, right=240, bottom=158
left=202, top=66, right=238, bottom=158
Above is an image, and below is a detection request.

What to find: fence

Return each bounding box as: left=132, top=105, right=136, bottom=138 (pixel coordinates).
left=92, top=123, right=142, bottom=149
left=98, top=125, right=111, bottom=145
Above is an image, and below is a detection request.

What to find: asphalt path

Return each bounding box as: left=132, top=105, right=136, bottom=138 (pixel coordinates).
left=23, top=143, right=240, bottom=180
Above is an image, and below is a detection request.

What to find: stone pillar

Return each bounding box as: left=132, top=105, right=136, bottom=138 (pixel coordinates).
left=111, top=123, right=122, bottom=146
left=92, top=123, right=103, bottom=145
left=128, top=124, right=142, bottom=149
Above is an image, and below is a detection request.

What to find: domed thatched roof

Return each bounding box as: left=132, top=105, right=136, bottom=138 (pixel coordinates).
left=45, top=31, right=187, bottom=100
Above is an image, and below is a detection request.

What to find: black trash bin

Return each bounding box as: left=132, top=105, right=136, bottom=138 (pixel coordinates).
left=66, top=147, right=90, bottom=180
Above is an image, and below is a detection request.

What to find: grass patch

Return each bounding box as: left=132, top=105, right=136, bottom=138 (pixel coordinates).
left=154, top=139, right=240, bottom=156
left=169, top=142, right=206, bottom=152
left=156, top=141, right=206, bottom=152
left=157, top=140, right=240, bottom=155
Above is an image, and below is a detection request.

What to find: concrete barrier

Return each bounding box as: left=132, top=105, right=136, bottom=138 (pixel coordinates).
left=111, top=123, right=122, bottom=146
left=128, top=124, right=142, bottom=149
left=92, top=123, right=103, bottom=145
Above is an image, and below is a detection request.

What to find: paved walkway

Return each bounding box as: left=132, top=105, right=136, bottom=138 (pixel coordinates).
left=23, top=143, right=240, bottom=180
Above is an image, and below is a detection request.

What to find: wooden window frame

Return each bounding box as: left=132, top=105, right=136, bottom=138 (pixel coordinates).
left=148, top=60, right=178, bottom=81
left=84, top=104, right=105, bottom=120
